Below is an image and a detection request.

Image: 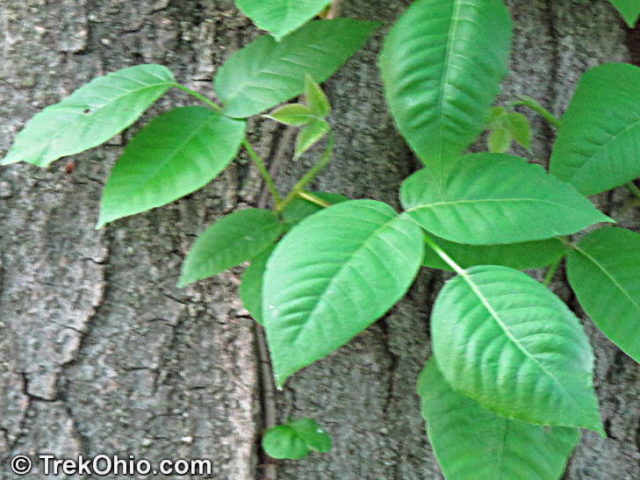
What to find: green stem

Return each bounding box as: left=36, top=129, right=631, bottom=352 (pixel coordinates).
left=423, top=233, right=466, bottom=276
left=625, top=181, right=640, bottom=200
left=242, top=139, right=282, bottom=205
left=297, top=191, right=332, bottom=208
left=543, top=257, right=563, bottom=286
left=172, top=83, right=223, bottom=112
left=512, top=95, right=561, bottom=128
left=277, top=133, right=335, bottom=212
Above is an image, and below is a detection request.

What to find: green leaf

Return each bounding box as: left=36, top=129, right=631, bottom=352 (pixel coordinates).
left=179, top=209, right=285, bottom=287
left=506, top=112, right=532, bottom=149
left=379, top=0, right=512, bottom=162
left=216, top=19, right=379, bottom=118
left=550, top=63, right=640, bottom=195
left=487, top=127, right=512, bottom=153
left=98, top=107, right=246, bottom=227
left=608, top=0, right=640, bottom=27
left=262, top=418, right=332, bottom=460
left=281, top=191, right=348, bottom=225
left=240, top=246, right=275, bottom=325
left=432, top=265, right=603, bottom=432
left=295, top=119, right=330, bottom=157
left=400, top=153, right=611, bottom=245
left=423, top=234, right=567, bottom=271
left=1, top=65, right=175, bottom=167
left=263, top=199, right=424, bottom=386
left=266, top=104, right=315, bottom=126
left=419, top=359, right=581, bottom=480
left=236, top=0, right=332, bottom=41
left=305, top=74, right=331, bottom=117
left=567, top=227, right=640, bottom=363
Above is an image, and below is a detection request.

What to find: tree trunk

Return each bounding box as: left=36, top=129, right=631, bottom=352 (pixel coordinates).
left=0, top=1, right=638, bottom=479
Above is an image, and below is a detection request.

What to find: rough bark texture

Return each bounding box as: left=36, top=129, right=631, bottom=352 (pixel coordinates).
left=0, top=1, right=638, bottom=479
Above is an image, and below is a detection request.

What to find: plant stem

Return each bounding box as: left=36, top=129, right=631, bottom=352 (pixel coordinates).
left=172, top=83, right=223, bottom=112
left=543, top=257, right=563, bottom=286
left=242, top=139, right=282, bottom=205
left=626, top=181, right=640, bottom=200
left=423, top=233, right=466, bottom=276
left=327, top=0, right=343, bottom=18
left=277, top=133, right=335, bottom=212
left=297, top=190, right=332, bottom=208
left=512, top=95, right=561, bottom=128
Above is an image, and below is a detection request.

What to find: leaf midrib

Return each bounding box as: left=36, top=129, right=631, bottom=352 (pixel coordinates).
left=460, top=269, right=591, bottom=421
left=288, top=211, right=401, bottom=344
left=573, top=244, right=640, bottom=313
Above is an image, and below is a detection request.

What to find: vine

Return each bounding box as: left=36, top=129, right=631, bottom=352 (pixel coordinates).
left=2, top=0, right=640, bottom=478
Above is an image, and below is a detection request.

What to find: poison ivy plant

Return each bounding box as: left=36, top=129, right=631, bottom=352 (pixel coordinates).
left=551, top=63, right=640, bottom=195
left=262, top=418, right=332, bottom=460
left=379, top=0, right=512, bottom=162
left=2, top=0, right=640, bottom=478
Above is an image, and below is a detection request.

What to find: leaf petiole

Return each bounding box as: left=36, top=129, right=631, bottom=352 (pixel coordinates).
left=423, top=233, right=466, bottom=276
left=172, top=83, right=223, bottom=112
left=242, top=139, right=283, bottom=205
left=511, top=95, right=561, bottom=128
left=625, top=181, right=640, bottom=200
left=297, top=191, right=332, bottom=208
left=543, top=257, right=563, bottom=286
left=277, top=132, right=335, bottom=212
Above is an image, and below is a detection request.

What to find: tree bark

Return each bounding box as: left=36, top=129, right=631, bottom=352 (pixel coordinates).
left=0, top=1, right=638, bottom=479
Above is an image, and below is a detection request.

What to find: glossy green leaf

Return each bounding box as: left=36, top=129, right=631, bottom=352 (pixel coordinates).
left=281, top=191, right=348, bottom=225
left=295, top=119, right=329, bottom=157
left=400, top=153, right=611, bottom=245
left=98, top=107, right=246, bottom=227
left=262, top=418, right=332, bottom=460
left=506, top=112, right=532, bottom=149
left=423, top=234, right=567, bottom=271
left=305, top=74, right=331, bottom=117
left=432, top=265, right=603, bottom=432
left=1, top=65, right=175, bottom=167
left=419, top=359, right=581, bottom=480
left=236, top=0, right=331, bottom=41
left=567, top=227, right=640, bottom=363
left=266, top=104, right=315, bottom=126
left=179, top=209, right=285, bottom=287
left=263, top=200, right=424, bottom=386
left=608, top=0, right=640, bottom=27
left=216, top=19, right=379, bottom=118
left=487, top=127, right=511, bottom=153
left=550, top=63, right=640, bottom=195
left=379, top=0, right=512, bottom=162
left=240, top=246, right=275, bottom=325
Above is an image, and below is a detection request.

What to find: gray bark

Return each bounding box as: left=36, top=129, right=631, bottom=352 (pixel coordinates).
left=0, top=1, right=638, bottom=479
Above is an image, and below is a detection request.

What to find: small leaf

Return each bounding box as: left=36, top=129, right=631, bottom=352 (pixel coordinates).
left=379, top=0, right=512, bottom=162
left=263, top=200, right=424, bottom=386
left=550, top=63, right=640, bottom=195
left=506, top=112, right=532, bottom=149
left=295, top=119, right=330, bottom=157
left=400, top=153, right=612, bottom=245
left=282, top=191, right=348, bottom=225
left=236, top=0, right=332, bottom=41
left=567, top=227, right=640, bottom=363
left=432, top=265, right=603, bottom=433
left=266, top=104, right=315, bottom=126
left=216, top=19, right=379, bottom=118
left=262, top=418, right=332, bottom=460
left=422, top=234, right=567, bottom=271
left=487, top=127, right=512, bottom=153
left=419, top=359, right=581, bottom=480
left=240, top=246, right=275, bottom=325
left=2, top=64, right=175, bottom=167
left=98, top=106, right=246, bottom=227
left=487, top=106, right=507, bottom=128
left=608, top=0, right=640, bottom=27
left=304, top=74, right=331, bottom=117
left=179, top=209, right=285, bottom=287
